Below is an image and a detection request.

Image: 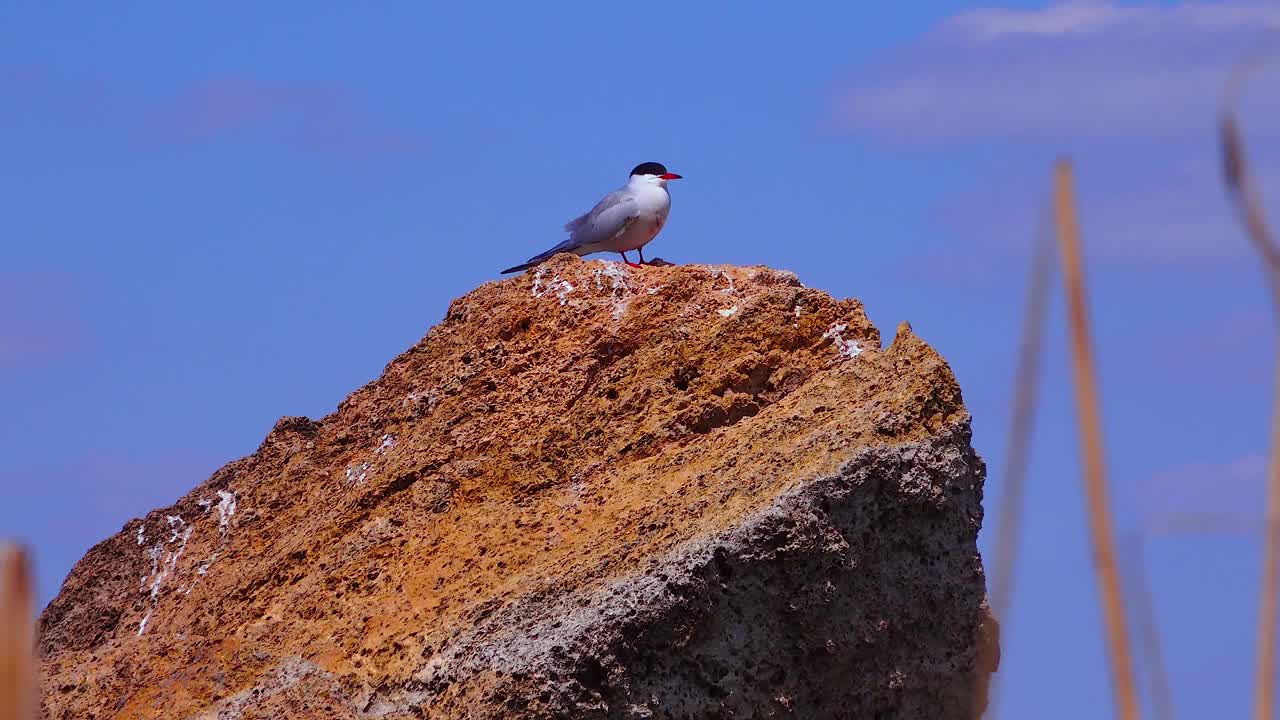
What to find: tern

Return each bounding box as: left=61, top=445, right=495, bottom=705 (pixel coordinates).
left=501, top=162, right=682, bottom=274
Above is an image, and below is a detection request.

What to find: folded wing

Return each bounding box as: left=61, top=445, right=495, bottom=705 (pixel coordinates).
left=565, top=191, right=637, bottom=249
left=502, top=190, right=638, bottom=274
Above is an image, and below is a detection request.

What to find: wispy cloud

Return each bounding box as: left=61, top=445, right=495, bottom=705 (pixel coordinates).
left=842, top=1, right=1280, bottom=277
left=832, top=0, right=1280, bottom=142
left=153, top=75, right=429, bottom=157
left=0, top=66, right=428, bottom=159
left=1138, top=453, right=1268, bottom=537
left=0, top=272, right=92, bottom=373
left=954, top=1, right=1280, bottom=40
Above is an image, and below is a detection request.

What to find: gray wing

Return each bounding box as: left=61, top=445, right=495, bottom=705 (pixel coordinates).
left=563, top=191, right=620, bottom=233
left=562, top=190, right=638, bottom=250
left=502, top=190, right=639, bottom=273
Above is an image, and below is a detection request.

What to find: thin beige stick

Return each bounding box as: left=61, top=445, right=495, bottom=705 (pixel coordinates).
left=1255, top=367, right=1280, bottom=720
left=1121, top=534, right=1174, bottom=720
left=0, top=544, right=36, bottom=720
left=1053, top=159, right=1141, bottom=720
left=1220, top=54, right=1280, bottom=720
left=978, top=202, right=1055, bottom=720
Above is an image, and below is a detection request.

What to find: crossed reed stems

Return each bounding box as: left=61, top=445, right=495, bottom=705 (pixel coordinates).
left=980, top=47, right=1280, bottom=720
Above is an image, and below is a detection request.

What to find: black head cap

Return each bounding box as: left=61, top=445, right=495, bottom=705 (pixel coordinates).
left=630, top=162, right=668, bottom=177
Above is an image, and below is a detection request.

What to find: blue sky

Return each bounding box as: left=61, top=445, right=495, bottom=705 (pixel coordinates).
left=1, top=2, right=1277, bottom=717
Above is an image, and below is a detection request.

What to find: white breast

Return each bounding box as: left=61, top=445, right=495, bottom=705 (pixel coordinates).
left=631, top=183, right=671, bottom=221
left=607, top=185, right=666, bottom=252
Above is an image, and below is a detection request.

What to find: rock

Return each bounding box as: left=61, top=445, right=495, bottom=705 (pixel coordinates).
left=38, top=255, right=996, bottom=719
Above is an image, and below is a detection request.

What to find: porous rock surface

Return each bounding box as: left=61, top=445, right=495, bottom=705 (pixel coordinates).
left=39, top=255, right=997, bottom=719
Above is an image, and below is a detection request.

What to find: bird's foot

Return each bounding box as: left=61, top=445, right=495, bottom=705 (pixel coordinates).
left=624, top=261, right=643, bottom=268
left=641, top=257, right=674, bottom=267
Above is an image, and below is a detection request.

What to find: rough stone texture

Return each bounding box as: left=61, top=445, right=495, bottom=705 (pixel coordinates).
left=38, top=255, right=997, bottom=719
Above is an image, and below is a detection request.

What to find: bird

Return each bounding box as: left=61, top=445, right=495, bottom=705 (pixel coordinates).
left=501, top=162, right=682, bottom=274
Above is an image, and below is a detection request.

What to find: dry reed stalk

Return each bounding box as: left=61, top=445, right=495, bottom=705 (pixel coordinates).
left=1052, top=159, right=1141, bottom=720
left=1121, top=534, right=1174, bottom=720
left=0, top=544, right=36, bottom=720
left=1220, top=55, right=1280, bottom=720
left=977, top=203, right=1055, bottom=720
left=1255, top=372, right=1280, bottom=720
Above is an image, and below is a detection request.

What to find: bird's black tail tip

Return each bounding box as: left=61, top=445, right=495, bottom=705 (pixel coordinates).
left=499, top=263, right=530, bottom=275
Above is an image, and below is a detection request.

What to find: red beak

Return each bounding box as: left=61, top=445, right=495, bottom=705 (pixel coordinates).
left=659, top=173, right=682, bottom=180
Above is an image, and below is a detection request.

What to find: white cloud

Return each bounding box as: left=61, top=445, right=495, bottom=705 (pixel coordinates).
left=1139, top=453, right=1270, bottom=536
left=954, top=1, right=1280, bottom=41
left=832, top=0, right=1280, bottom=142
left=841, top=2, right=1280, bottom=273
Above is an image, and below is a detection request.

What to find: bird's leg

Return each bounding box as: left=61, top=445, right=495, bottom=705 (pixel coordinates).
left=637, top=247, right=647, bottom=265
left=619, top=252, right=641, bottom=269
